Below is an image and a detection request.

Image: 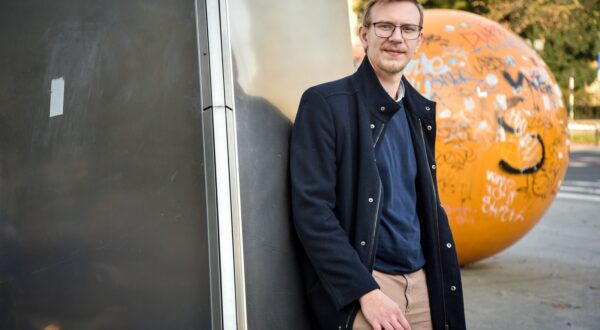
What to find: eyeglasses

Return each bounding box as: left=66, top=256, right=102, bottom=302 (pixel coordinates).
left=370, top=22, right=422, bottom=40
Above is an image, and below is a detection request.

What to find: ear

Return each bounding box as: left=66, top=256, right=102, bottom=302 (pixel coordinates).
left=359, top=26, right=369, bottom=49
left=415, top=32, right=423, bottom=50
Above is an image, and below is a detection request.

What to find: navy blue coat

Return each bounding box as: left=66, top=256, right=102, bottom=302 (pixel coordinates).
left=290, top=57, right=466, bottom=330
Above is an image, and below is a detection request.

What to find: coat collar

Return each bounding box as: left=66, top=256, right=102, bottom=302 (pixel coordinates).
left=351, top=56, right=436, bottom=124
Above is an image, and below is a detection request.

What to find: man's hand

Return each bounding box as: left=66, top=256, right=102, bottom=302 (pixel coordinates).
left=358, top=289, right=411, bottom=330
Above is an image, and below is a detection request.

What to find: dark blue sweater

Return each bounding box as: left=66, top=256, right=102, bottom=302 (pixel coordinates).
left=374, top=100, right=425, bottom=274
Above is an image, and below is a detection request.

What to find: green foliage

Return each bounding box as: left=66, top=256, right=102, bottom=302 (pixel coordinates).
left=539, top=0, right=599, bottom=93
left=574, top=105, right=600, bottom=119
left=421, top=0, right=470, bottom=10
left=352, top=0, right=366, bottom=21
left=484, top=0, right=600, bottom=101
left=569, top=133, right=599, bottom=144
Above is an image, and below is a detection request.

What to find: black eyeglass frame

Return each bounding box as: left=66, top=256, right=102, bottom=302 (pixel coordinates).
left=369, top=22, right=423, bottom=40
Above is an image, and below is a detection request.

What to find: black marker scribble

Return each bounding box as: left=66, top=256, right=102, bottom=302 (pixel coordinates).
left=497, top=117, right=545, bottom=174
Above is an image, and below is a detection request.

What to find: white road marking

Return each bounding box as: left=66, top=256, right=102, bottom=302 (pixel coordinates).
left=559, top=186, right=600, bottom=194
left=577, top=157, right=600, bottom=162
left=562, top=180, right=600, bottom=188
left=557, top=192, right=600, bottom=202
left=568, top=163, right=589, bottom=168
left=559, top=179, right=600, bottom=202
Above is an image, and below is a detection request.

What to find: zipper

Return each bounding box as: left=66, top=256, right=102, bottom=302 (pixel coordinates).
left=366, top=180, right=383, bottom=269
left=373, top=123, right=386, bottom=148
left=368, top=125, right=385, bottom=269
left=344, top=304, right=358, bottom=329
left=418, top=118, right=448, bottom=325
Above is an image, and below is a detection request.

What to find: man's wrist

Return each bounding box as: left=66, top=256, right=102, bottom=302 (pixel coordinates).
left=358, top=288, right=381, bottom=305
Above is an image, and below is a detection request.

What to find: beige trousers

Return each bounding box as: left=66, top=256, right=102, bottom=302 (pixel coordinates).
left=353, top=269, right=433, bottom=330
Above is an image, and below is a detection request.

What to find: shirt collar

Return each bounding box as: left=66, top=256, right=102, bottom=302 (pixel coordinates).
left=395, top=79, right=405, bottom=102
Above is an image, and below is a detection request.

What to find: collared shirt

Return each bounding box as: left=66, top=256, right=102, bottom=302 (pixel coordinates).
left=395, top=79, right=406, bottom=102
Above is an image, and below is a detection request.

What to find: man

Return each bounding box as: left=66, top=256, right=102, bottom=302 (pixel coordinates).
left=290, top=0, right=466, bottom=329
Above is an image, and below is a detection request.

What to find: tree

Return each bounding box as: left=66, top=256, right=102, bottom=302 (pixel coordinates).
left=484, top=0, right=600, bottom=101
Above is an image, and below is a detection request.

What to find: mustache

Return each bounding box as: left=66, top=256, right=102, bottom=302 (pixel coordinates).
left=382, top=48, right=408, bottom=53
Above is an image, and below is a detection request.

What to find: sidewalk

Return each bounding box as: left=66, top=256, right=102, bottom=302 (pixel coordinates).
left=461, top=198, right=600, bottom=329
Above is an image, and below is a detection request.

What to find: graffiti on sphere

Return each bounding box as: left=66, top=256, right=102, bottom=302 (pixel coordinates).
left=404, top=10, right=569, bottom=264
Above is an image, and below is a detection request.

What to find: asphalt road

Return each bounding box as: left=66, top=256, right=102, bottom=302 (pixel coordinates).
left=462, top=147, right=600, bottom=330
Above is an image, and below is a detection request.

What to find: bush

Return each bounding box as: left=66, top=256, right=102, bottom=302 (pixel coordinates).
left=574, top=105, right=600, bottom=119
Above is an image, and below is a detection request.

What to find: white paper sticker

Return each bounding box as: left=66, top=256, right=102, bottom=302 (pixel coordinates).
left=49, top=77, right=64, bottom=117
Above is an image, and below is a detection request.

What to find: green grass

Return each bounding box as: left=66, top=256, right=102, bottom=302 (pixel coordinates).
left=570, top=133, right=599, bottom=144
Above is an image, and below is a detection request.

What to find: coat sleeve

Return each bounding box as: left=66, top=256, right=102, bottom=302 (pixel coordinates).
left=290, top=87, right=379, bottom=310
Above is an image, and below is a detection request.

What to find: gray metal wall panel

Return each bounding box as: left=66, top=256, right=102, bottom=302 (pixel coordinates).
left=0, top=1, right=211, bottom=329
left=228, top=1, right=354, bottom=328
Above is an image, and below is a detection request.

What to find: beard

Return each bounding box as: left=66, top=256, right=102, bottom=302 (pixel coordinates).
left=380, top=60, right=406, bottom=74
left=374, top=56, right=408, bottom=75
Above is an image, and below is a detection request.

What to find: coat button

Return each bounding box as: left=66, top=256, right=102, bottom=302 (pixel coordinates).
left=450, top=285, right=457, bottom=292
left=370, top=124, right=375, bottom=129
left=368, top=198, right=374, bottom=203
left=380, top=106, right=386, bottom=111
left=446, top=243, right=452, bottom=248
left=360, top=241, right=366, bottom=246
left=427, top=125, right=432, bottom=131
left=431, top=164, right=436, bottom=170
left=425, top=106, right=431, bottom=111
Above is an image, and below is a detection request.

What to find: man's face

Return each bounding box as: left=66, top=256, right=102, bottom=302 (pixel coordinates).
left=359, top=1, right=422, bottom=78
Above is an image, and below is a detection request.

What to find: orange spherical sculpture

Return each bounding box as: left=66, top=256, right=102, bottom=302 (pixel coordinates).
left=404, top=10, right=569, bottom=264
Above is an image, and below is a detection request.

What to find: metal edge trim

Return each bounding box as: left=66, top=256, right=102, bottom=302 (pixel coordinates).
left=218, top=0, right=248, bottom=328
left=203, top=0, right=248, bottom=329
left=195, top=0, right=222, bottom=329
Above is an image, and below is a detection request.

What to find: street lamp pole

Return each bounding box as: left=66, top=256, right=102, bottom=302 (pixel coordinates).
left=569, top=72, right=575, bottom=121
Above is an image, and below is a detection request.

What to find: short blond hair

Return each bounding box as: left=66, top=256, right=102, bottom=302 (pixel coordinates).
left=362, top=0, right=424, bottom=27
